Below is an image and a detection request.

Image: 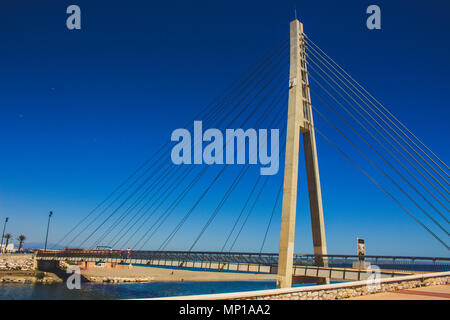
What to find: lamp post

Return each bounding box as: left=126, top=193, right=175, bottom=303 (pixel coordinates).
left=0, top=217, right=8, bottom=254
left=44, top=211, right=53, bottom=251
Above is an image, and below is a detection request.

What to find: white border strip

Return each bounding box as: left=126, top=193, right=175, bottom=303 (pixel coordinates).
left=136, top=271, right=450, bottom=300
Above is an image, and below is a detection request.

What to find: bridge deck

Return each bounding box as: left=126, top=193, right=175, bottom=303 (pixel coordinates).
left=35, top=250, right=448, bottom=282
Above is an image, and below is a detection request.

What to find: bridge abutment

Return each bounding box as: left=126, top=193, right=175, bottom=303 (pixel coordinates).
left=36, top=259, right=60, bottom=271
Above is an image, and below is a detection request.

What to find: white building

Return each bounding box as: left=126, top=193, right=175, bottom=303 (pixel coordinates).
left=0, top=243, right=16, bottom=253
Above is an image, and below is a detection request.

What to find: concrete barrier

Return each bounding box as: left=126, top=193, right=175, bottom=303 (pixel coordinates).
left=140, top=271, right=450, bottom=300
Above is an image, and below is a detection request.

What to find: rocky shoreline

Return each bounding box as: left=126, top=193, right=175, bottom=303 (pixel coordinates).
left=0, top=253, right=34, bottom=271
left=0, top=254, right=61, bottom=284
left=86, top=276, right=154, bottom=283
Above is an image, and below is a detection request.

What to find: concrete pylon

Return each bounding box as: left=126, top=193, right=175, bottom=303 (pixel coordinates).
left=277, top=19, right=328, bottom=289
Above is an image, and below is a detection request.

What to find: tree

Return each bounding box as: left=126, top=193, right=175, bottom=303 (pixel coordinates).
left=3, top=234, right=12, bottom=252
left=17, top=235, right=26, bottom=252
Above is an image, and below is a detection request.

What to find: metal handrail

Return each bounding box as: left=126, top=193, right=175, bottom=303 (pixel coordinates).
left=35, top=249, right=450, bottom=265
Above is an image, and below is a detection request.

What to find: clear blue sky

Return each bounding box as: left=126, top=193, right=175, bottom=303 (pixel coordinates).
left=0, top=1, right=448, bottom=256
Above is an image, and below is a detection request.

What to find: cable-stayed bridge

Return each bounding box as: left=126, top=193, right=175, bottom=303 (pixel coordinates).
left=37, top=19, right=449, bottom=288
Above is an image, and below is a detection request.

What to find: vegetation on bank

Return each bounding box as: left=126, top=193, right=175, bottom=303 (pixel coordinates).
left=0, top=270, right=44, bottom=278
left=0, top=269, right=61, bottom=284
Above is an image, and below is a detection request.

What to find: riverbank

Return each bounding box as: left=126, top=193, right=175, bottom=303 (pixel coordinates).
left=82, top=265, right=277, bottom=283
left=0, top=270, right=62, bottom=284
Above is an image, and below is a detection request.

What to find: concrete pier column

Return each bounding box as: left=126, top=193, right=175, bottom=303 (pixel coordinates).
left=277, top=19, right=329, bottom=288
left=277, top=20, right=304, bottom=289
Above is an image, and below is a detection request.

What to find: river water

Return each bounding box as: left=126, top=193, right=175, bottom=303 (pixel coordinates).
left=0, top=280, right=283, bottom=300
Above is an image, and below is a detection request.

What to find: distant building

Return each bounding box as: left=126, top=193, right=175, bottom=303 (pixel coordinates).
left=0, top=243, right=17, bottom=253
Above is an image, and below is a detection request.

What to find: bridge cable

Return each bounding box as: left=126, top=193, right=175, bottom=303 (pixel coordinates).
left=187, top=100, right=287, bottom=252
left=108, top=166, right=193, bottom=249
left=221, top=174, right=263, bottom=252
left=310, top=95, right=449, bottom=234
left=307, top=63, right=449, bottom=203
left=75, top=45, right=290, bottom=247
left=222, top=133, right=288, bottom=253
left=131, top=60, right=290, bottom=250
left=86, top=46, right=290, bottom=248
left=91, top=46, right=290, bottom=247
left=259, top=179, right=283, bottom=253
left=304, top=35, right=450, bottom=175
left=313, top=127, right=449, bottom=250
left=155, top=71, right=289, bottom=251
left=306, top=59, right=449, bottom=200
left=228, top=169, right=274, bottom=252
left=309, top=86, right=449, bottom=224
left=305, top=40, right=449, bottom=183
left=305, top=45, right=449, bottom=189
left=158, top=93, right=288, bottom=252
left=114, top=84, right=284, bottom=248
left=308, top=72, right=449, bottom=216
left=120, top=56, right=290, bottom=250
left=101, top=51, right=291, bottom=249
left=216, top=105, right=287, bottom=253
left=56, top=37, right=289, bottom=248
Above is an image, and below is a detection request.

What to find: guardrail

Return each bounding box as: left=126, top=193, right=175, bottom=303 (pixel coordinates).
left=293, top=254, right=450, bottom=272
left=35, top=250, right=450, bottom=273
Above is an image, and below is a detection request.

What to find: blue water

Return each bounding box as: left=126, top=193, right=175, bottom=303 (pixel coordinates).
left=0, top=280, right=281, bottom=300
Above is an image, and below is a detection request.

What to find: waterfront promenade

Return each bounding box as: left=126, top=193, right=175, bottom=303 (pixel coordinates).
left=348, top=284, right=450, bottom=300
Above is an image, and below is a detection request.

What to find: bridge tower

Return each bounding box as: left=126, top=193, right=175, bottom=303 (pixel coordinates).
left=277, top=19, right=328, bottom=288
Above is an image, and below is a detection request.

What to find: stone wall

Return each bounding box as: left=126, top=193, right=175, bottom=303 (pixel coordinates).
left=0, top=254, right=34, bottom=271
left=244, top=274, right=449, bottom=300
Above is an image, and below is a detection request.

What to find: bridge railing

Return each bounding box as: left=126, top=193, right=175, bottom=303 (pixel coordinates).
left=293, top=254, right=450, bottom=273
left=128, top=251, right=280, bottom=265
left=35, top=250, right=450, bottom=273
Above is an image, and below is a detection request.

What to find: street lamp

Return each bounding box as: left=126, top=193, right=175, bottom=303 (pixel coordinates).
left=0, top=217, right=9, bottom=254
left=44, top=211, right=53, bottom=251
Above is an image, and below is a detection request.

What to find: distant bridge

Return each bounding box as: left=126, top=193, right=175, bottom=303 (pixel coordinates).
left=36, top=250, right=450, bottom=282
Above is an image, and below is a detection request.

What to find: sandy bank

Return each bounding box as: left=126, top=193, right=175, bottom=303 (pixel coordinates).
left=82, top=265, right=276, bottom=283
